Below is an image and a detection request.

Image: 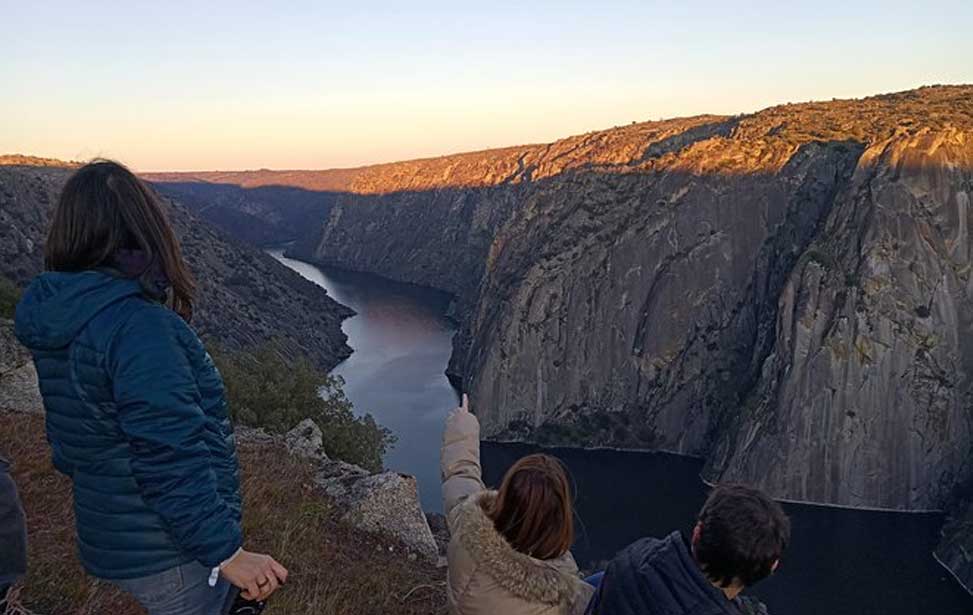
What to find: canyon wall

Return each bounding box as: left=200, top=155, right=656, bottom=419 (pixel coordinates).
left=0, top=160, right=352, bottom=369
left=152, top=88, right=973, bottom=510
left=149, top=87, right=973, bottom=587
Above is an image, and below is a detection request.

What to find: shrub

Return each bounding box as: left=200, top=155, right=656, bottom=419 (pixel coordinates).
left=0, top=276, right=20, bottom=319
left=211, top=343, right=395, bottom=472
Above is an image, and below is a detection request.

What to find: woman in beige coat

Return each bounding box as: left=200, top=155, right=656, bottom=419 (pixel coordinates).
left=441, top=395, right=594, bottom=615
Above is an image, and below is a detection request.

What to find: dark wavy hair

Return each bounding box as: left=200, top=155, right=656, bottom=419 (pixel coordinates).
left=694, top=483, right=791, bottom=588
left=488, top=453, right=574, bottom=560
left=45, top=160, right=195, bottom=320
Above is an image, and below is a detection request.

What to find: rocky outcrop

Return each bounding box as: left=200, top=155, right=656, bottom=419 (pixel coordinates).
left=0, top=162, right=353, bottom=369
left=939, top=494, right=973, bottom=595
left=0, top=319, right=42, bottom=414
left=268, top=420, right=440, bottom=564
left=148, top=86, right=973, bottom=588
left=315, top=461, right=440, bottom=564
left=708, top=129, right=973, bottom=510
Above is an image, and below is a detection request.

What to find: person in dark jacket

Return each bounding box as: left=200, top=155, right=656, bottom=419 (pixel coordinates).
left=14, top=160, right=288, bottom=615
left=0, top=455, right=28, bottom=610
left=587, top=484, right=789, bottom=615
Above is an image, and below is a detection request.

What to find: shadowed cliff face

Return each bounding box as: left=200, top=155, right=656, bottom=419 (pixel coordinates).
left=0, top=162, right=353, bottom=369
left=147, top=86, right=973, bottom=588
left=709, top=130, right=973, bottom=510
left=148, top=87, right=973, bottom=507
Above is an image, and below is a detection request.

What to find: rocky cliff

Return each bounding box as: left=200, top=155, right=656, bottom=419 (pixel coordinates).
left=149, top=87, right=973, bottom=589
left=0, top=159, right=353, bottom=368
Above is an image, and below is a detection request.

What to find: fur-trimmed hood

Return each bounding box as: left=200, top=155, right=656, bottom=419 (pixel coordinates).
left=450, top=490, right=590, bottom=610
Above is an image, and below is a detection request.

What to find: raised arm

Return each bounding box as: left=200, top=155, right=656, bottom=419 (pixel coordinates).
left=441, top=394, right=485, bottom=519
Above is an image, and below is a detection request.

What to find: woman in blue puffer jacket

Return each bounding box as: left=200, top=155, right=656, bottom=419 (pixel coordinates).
left=15, top=160, right=287, bottom=615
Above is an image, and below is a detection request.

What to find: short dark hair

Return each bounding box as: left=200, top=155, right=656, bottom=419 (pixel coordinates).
left=46, top=160, right=196, bottom=320
left=694, top=483, right=790, bottom=588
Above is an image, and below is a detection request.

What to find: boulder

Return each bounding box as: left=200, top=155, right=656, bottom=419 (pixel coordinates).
left=314, top=460, right=439, bottom=564
left=285, top=418, right=329, bottom=461
left=0, top=319, right=42, bottom=415
left=276, top=418, right=439, bottom=564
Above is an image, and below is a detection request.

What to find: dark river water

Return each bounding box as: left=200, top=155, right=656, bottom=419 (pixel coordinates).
left=271, top=250, right=973, bottom=615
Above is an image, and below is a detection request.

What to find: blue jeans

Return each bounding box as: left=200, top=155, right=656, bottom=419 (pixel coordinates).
left=113, top=561, right=235, bottom=615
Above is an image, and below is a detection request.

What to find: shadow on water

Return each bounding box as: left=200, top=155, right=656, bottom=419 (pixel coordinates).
left=482, top=441, right=973, bottom=615
left=269, top=249, right=459, bottom=512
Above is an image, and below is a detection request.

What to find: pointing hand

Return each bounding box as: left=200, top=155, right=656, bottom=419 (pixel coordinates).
left=448, top=394, right=474, bottom=422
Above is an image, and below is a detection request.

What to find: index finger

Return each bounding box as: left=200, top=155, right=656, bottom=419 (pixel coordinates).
left=270, top=559, right=289, bottom=584
left=461, top=394, right=469, bottom=412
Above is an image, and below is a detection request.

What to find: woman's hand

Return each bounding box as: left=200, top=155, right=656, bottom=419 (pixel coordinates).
left=446, top=394, right=478, bottom=431
left=448, top=394, right=471, bottom=419
left=221, top=549, right=288, bottom=601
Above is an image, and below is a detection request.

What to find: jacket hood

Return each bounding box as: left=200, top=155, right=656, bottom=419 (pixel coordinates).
left=454, top=490, right=587, bottom=607
left=15, top=271, right=145, bottom=351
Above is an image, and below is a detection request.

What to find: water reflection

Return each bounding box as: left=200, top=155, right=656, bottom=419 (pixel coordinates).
left=269, top=249, right=459, bottom=511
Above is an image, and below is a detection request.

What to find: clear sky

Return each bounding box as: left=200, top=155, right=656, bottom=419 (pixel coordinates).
left=2, top=1, right=970, bottom=172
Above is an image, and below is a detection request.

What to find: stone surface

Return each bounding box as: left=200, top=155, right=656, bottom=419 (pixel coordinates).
left=314, top=461, right=439, bottom=564
left=0, top=161, right=353, bottom=370
left=275, top=419, right=439, bottom=564
left=0, top=319, right=42, bottom=415
left=285, top=417, right=329, bottom=460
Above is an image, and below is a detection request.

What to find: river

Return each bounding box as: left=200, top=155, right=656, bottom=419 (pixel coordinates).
left=271, top=249, right=973, bottom=615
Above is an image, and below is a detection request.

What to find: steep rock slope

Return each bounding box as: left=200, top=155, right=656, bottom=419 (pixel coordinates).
left=148, top=87, right=973, bottom=589
left=148, top=87, right=973, bottom=508
left=150, top=88, right=973, bottom=510
left=709, top=128, right=973, bottom=509
left=0, top=161, right=352, bottom=368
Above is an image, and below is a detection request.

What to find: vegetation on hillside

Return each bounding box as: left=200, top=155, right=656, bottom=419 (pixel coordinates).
left=0, top=276, right=19, bottom=319
left=0, top=412, right=446, bottom=615
left=211, top=343, right=395, bottom=472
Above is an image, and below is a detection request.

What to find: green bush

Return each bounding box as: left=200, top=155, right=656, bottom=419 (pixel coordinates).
left=0, top=276, right=20, bottom=319
left=211, top=343, right=395, bottom=472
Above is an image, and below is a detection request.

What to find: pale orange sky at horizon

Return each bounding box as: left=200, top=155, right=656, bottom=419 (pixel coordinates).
left=3, top=2, right=971, bottom=172
left=9, top=80, right=966, bottom=174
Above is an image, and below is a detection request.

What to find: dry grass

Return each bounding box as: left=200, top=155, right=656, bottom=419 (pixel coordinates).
left=0, top=412, right=447, bottom=615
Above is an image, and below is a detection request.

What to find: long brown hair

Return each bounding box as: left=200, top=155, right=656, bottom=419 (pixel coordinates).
left=488, top=454, right=574, bottom=560
left=45, top=159, right=196, bottom=320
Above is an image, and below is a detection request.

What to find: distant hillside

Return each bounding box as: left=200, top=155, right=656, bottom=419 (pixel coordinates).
left=0, top=161, right=353, bottom=369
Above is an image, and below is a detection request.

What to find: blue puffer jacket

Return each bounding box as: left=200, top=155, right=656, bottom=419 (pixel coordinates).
left=15, top=270, right=243, bottom=580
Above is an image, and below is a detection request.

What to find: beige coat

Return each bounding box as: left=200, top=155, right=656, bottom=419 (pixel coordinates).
left=441, top=408, right=594, bottom=615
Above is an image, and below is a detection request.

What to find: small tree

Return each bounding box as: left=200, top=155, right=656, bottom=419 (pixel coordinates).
left=211, top=343, right=395, bottom=472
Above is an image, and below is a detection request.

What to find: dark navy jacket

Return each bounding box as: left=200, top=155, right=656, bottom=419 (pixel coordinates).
left=0, top=455, right=27, bottom=587
left=587, top=532, right=767, bottom=615
left=15, top=271, right=242, bottom=580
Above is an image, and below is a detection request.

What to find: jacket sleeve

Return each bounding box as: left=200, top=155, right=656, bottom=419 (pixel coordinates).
left=109, top=305, right=243, bottom=567
left=45, top=430, right=75, bottom=477
left=197, top=350, right=243, bottom=522
left=441, top=407, right=485, bottom=521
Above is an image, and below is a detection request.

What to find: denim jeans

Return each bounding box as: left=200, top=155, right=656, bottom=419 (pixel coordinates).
left=113, top=561, right=235, bottom=615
